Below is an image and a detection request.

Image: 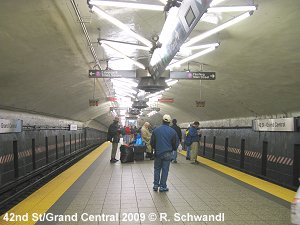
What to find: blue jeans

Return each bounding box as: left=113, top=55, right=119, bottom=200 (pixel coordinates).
left=172, top=150, right=177, bottom=161
left=186, top=145, right=191, bottom=158
left=153, top=152, right=172, bottom=188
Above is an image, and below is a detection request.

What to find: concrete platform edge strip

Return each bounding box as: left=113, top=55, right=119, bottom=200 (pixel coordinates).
left=0, top=141, right=111, bottom=225
left=179, top=150, right=296, bottom=203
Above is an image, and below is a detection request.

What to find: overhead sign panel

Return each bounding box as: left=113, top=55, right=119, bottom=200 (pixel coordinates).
left=89, top=70, right=136, bottom=78
left=0, top=119, right=22, bottom=133
left=170, top=71, right=216, bottom=80
left=253, top=118, right=295, bottom=132
left=148, top=0, right=212, bottom=79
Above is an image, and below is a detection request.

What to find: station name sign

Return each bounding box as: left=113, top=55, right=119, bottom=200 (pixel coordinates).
left=0, top=119, right=23, bottom=133
left=89, top=70, right=136, bottom=78
left=69, top=124, right=78, bottom=131
left=170, top=71, right=216, bottom=80
left=253, top=118, right=295, bottom=132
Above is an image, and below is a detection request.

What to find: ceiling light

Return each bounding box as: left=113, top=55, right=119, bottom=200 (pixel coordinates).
left=92, top=6, right=152, bottom=47
left=89, top=0, right=164, bottom=11
left=210, top=0, right=226, bottom=7
left=101, top=43, right=146, bottom=69
left=99, top=40, right=151, bottom=51
left=181, top=43, right=219, bottom=51
left=167, top=46, right=216, bottom=69
left=111, top=79, right=138, bottom=87
left=166, top=79, right=178, bottom=86
left=182, top=12, right=252, bottom=47
left=207, top=6, right=257, bottom=13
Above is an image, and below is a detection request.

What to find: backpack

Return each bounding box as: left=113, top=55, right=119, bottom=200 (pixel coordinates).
left=185, top=129, right=192, bottom=146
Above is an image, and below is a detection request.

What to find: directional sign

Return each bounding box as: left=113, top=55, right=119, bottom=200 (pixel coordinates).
left=88, top=70, right=136, bottom=78
left=148, top=0, right=212, bottom=79
left=170, top=71, right=216, bottom=80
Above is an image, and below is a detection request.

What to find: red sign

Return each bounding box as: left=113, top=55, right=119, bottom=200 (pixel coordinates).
left=158, top=98, right=174, bottom=103
left=107, top=97, right=118, bottom=102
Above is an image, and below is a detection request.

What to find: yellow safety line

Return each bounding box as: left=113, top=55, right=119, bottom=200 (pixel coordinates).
left=179, top=150, right=296, bottom=202
left=0, top=142, right=111, bottom=225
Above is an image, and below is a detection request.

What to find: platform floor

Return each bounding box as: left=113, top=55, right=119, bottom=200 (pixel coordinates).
left=33, top=143, right=292, bottom=225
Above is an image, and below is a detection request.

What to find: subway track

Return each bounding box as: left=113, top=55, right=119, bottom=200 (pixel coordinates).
left=0, top=143, right=101, bottom=215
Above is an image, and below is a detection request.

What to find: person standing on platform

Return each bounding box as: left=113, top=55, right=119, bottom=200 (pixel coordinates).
left=141, top=122, right=153, bottom=160
left=107, top=117, right=120, bottom=163
left=124, top=125, right=131, bottom=144
left=151, top=114, right=179, bottom=192
left=171, top=119, right=182, bottom=163
left=185, top=124, right=192, bottom=160
left=188, top=121, right=200, bottom=164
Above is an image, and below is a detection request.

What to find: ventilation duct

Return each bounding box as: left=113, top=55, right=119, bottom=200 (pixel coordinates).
left=137, top=77, right=168, bottom=93
left=129, top=108, right=140, bottom=115
left=132, top=100, right=148, bottom=109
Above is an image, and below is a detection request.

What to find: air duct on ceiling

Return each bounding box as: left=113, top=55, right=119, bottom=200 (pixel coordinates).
left=137, top=77, right=168, bottom=93
left=132, top=100, right=148, bottom=109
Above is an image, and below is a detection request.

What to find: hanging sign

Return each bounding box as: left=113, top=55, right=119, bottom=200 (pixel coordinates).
left=170, top=71, right=216, bottom=80
left=253, top=118, right=295, bottom=132
left=0, top=119, right=23, bottom=133
left=88, top=70, right=136, bottom=78
left=195, top=100, right=205, bottom=107
left=148, top=0, right=212, bottom=79
left=158, top=98, right=174, bottom=103
left=89, top=99, right=100, bottom=106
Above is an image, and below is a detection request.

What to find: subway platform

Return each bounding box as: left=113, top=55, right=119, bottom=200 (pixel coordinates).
left=0, top=142, right=294, bottom=225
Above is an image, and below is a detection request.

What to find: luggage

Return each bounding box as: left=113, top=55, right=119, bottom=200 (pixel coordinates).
left=134, top=145, right=146, bottom=161
left=120, top=145, right=134, bottom=163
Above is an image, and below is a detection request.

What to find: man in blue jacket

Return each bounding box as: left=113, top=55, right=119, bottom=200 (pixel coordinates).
left=187, top=121, right=200, bottom=164
left=151, top=114, right=179, bottom=192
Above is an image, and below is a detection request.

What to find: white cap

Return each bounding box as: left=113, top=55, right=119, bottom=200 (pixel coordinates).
left=163, top=114, right=171, bottom=123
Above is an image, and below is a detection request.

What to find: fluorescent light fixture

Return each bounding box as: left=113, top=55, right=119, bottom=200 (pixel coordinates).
left=207, top=6, right=257, bottom=13
left=92, top=6, right=152, bottom=47
left=181, top=43, right=219, bottom=51
left=101, top=43, right=146, bottom=69
left=167, top=46, right=216, bottom=69
left=166, top=80, right=178, bottom=86
left=114, top=87, right=137, bottom=94
left=99, top=40, right=151, bottom=51
left=210, top=0, right=226, bottom=7
left=182, top=12, right=252, bottom=47
left=89, top=0, right=164, bottom=11
left=111, top=79, right=138, bottom=87
left=114, top=91, right=135, bottom=98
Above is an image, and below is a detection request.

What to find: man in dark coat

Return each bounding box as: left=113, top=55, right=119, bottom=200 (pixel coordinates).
left=171, top=119, right=182, bottom=163
left=107, top=117, right=120, bottom=163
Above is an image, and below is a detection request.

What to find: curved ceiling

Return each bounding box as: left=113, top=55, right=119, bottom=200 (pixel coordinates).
left=0, top=0, right=300, bottom=128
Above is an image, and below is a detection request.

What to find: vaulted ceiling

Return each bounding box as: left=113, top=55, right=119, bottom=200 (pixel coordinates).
left=0, top=0, right=299, bottom=128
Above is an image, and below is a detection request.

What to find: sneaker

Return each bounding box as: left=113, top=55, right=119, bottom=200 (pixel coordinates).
left=153, top=185, right=159, bottom=192
left=159, top=187, right=169, bottom=192
left=172, top=160, right=177, bottom=163
left=113, top=158, right=119, bottom=162
left=110, top=159, right=117, bottom=163
left=186, top=157, right=190, bottom=160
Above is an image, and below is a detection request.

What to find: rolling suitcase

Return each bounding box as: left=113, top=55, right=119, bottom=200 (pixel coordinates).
left=120, top=145, right=134, bottom=163
left=134, top=145, right=146, bottom=161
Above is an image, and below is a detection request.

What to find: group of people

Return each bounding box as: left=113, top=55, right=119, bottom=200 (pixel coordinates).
left=107, top=115, right=201, bottom=192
